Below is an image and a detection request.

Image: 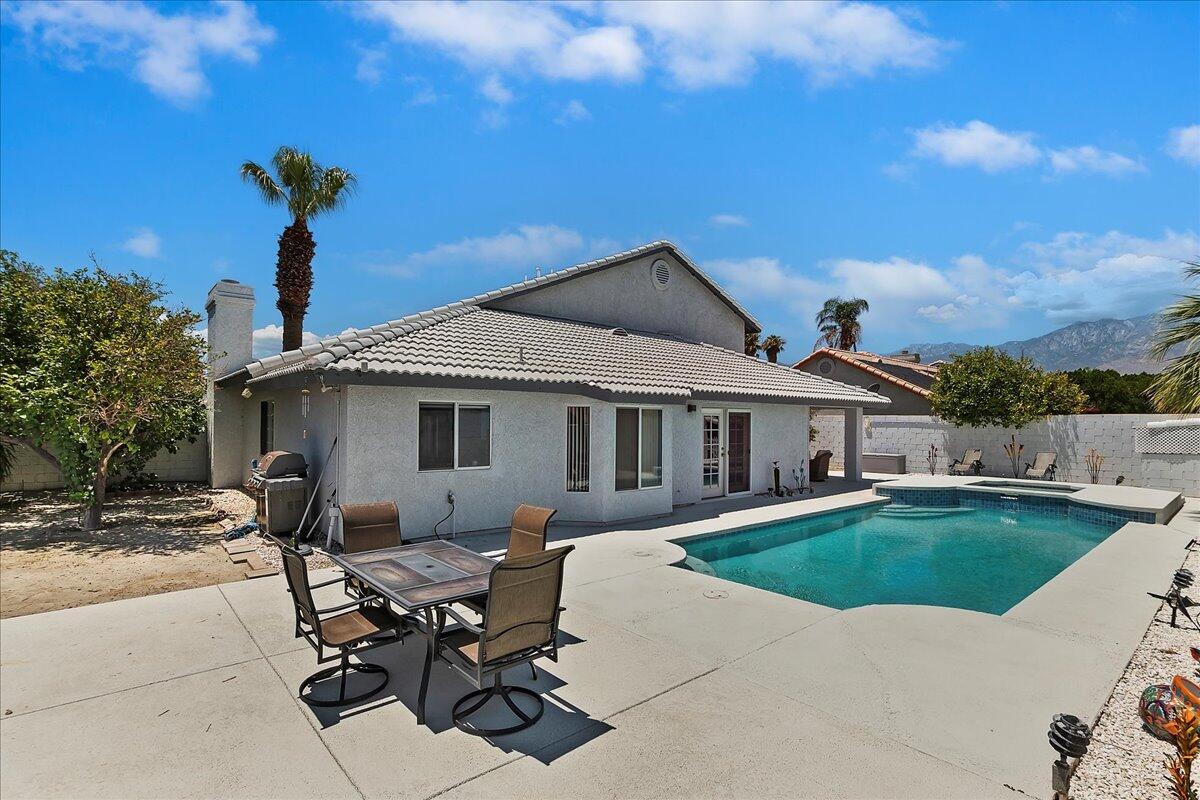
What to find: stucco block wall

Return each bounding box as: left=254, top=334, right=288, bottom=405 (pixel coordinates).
left=489, top=251, right=746, bottom=351
left=811, top=413, right=1199, bottom=495
left=0, top=434, right=209, bottom=492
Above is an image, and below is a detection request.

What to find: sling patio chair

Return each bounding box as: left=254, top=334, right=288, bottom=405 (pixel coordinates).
left=281, top=544, right=411, bottom=707
left=1024, top=452, right=1058, bottom=480
left=949, top=449, right=985, bottom=476
left=434, top=545, right=575, bottom=737
left=339, top=501, right=404, bottom=598
left=458, top=504, right=557, bottom=617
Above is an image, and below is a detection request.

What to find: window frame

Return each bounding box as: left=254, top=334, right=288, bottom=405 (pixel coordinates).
left=417, top=401, right=493, bottom=472
left=614, top=405, right=665, bottom=492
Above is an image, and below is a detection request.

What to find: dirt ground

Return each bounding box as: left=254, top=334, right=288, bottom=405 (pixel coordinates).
left=0, top=486, right=257, bottom=618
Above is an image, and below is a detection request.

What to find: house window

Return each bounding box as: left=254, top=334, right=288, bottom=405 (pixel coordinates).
left=566, top=406, right=590, bottom=492
left=418, top=402, right=491, bottom=471
left=259, top=401, right=275, bottom=454
left=615, top=407, right=663, bottom=491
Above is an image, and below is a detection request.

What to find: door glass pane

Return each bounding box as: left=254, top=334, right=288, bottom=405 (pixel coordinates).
left=457, top=405, right=490, bottom=468
left=640, top=409, right=663, bottom=488
left=615, top=408, right=639, bottom=491
left=418, top=403, right=455, bottom=470
left=727, top=412, right=750, bottom=493
left=702, top=414, right=721, bottom=488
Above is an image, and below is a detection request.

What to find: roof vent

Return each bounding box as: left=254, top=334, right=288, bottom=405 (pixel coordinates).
left=651, top=259, right=671, bottom=291
left=611, top=327, right=628, bottom=337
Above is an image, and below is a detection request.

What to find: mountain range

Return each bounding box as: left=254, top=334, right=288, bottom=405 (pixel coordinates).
left=901, top=314, right=1175, bottom=374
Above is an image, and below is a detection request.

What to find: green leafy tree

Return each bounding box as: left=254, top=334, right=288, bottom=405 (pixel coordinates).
left=815, top=297, right=869, bottom=351
left=930, top=347, right=1086, bottom=430
left=761, top=334, right=787, bottom=363
left=240, top=146, right=356, bottom=352
left=1148, top=262, right=1200, bottom=414
left=0, top=251, right=207, bottom=530
left=1065, top=368, right=1156, bottom=413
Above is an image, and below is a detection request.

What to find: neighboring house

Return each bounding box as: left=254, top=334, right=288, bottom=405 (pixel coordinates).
left=792, top=348, right=937, bottom=415
left=209, top=242, right=888, bottom=538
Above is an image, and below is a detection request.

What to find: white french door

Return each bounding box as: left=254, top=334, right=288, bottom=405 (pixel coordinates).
left=701, top=410, right=724, bottom=498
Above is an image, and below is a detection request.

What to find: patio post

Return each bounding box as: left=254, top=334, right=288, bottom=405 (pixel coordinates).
left=844, top=406, right=863, bottom=481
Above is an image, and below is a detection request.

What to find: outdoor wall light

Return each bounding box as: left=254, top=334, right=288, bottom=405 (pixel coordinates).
left=241, top=387, right=253, bottom=399
left=1047, top=713, right=1091, bottom=799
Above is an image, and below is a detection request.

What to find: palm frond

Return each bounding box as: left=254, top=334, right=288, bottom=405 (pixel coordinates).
left=309, top=166, right=357, bottom=219
left=1147, top=261, right=1200, bottom=413
left=239, top=161, right=286, bottom=206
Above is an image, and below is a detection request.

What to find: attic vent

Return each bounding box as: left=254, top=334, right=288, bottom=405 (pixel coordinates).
left=611, top=327, right=628, bottom=337
left=818, top=358, right=834, bottom=376
left=651, top=259, right=671, bottom=291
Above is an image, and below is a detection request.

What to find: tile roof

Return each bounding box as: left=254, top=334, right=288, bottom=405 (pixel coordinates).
left=314, top=307, right=889, bottom=404
left=792, top=348, right=939, bottom=397
left=219, top=241, right=887, bottom=406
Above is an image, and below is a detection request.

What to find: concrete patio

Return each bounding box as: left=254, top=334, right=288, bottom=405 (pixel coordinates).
left=2, top=484, right=1197, bottom=800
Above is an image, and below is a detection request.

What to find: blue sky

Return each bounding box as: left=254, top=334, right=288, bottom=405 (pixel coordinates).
left=2, top=1, right=1198, bottom=359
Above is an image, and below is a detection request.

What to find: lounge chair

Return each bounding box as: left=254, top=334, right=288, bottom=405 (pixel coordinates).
left=281, top=545, right=409, bottom=707
left=950, top=449, right=985, bottom=475
left=435, top=545, right=575, bottom=736
left=809, top=450, right=833, bottom=482
left=459, top=504, right=557, bottom=618
left=1024, top=452, right=1058, bottom=480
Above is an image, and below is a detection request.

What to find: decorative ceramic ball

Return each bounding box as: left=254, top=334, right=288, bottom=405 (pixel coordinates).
left=1140, top=683, right=1179, bottom=740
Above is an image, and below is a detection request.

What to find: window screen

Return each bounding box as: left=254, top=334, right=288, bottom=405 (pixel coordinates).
left=418, top=403, right=455, bottom=470
left=615, top=407, right=639, bottom=491
left=457, top=405, right=491, bottom=468
left=640, top=409, right=663, bottom=488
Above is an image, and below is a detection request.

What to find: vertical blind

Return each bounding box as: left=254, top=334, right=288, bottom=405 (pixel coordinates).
left=566, top=406, right=590, bottom=492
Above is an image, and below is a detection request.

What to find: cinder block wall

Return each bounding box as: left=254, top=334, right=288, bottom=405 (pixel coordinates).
left=0, top=433, right=209, bottom=492
left=811, top=414, right=1199, bottom=496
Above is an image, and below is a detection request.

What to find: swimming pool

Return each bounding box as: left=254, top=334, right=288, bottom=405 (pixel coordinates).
left=676, top=503, right=1122, bottom=615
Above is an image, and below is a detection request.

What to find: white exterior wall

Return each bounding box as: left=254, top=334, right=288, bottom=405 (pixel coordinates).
left=811, top=413, right=1200, bottom=495
left=338, top=385, right=813, bottom=538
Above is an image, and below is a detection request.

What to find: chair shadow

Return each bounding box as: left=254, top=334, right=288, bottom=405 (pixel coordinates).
left=300, top=627, right=612, bottom=764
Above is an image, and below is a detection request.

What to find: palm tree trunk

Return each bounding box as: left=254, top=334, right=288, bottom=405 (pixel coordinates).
left=275, top=218, right=316, bottom=352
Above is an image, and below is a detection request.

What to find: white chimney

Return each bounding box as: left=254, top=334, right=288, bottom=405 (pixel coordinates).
left=206, top=279, right=255, bottom=488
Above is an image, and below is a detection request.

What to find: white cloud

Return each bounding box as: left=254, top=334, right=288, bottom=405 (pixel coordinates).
left=555, top=99, right=592, bottom=125
left=251, top=325, right=322, bottom=359
left=479, top=73, right=514, bottom=104
left=3, top=0, right=275, bottom=105
left=355, top=44, right=388, bottom=84
left=368, top=224, right=607, bottom=276
left=604, top=0, right=947, bottom=89
left=881, top=161, right=915, bottom=182
left=346, top=1, right=946, bottom=92
left=912, top=120, right=1041, bottom=173
left=1166, top=125, right=1200, bottom=166
left=122, top=227, right=161, bottom=258
left=1047, top=145, right=1144, bottom=176
left=709, top=213, right=749, bottom=228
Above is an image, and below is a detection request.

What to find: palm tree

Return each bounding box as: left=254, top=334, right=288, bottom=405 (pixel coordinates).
left=240, top=147, right=356, bottom=352
left=1148, top=262, right=1200, bottom=413
left=815, top=297, right=870, bottom=351
left=744, top=331, right=761, bottom=357
left=761, top=334, right=787, bottom=363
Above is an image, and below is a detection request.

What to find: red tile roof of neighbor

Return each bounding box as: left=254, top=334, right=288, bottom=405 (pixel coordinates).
left=791, top=348, right=940, bottom=398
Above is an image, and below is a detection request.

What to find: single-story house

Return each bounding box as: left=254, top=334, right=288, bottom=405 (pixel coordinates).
left=792, top=347, right=937, bottom=415
left=209, top=242, right=888, bottom=539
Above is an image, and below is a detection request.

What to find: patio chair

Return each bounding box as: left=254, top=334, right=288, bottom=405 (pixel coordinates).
left=435, top=545, right=575, bottom=737
left=1024, top=452, right=1058, bottom=480
left=949, top=449, right=985, bottom=476
left=457, top=505, right=558, bottom=669
left=281, top=545, right=409, bottom=707
left=339, top=501, right=404, bottom=598
left=809, top=450, right=832, bottom=482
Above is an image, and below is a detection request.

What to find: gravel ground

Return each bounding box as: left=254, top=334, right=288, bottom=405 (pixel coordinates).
left=1072, top=547, right=1200, bottom=799
left=212, top=492, right=335, bottom=572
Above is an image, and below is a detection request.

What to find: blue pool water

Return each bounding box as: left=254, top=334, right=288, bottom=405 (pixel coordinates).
left=677, top=503, right=1121, bottom=615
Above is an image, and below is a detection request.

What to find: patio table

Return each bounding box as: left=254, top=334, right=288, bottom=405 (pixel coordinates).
left=329, top=540, right=498, bottom=724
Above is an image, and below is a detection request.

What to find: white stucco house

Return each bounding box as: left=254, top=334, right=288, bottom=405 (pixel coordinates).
left=209, top=241, right=888, bottom=539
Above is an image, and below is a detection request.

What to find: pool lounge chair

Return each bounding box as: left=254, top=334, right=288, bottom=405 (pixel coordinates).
left=1024, top=452, right=1058, bottom=480
left=949, top=449, right=985, bottom=476
left=435, top=545, right=575, bottom=736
